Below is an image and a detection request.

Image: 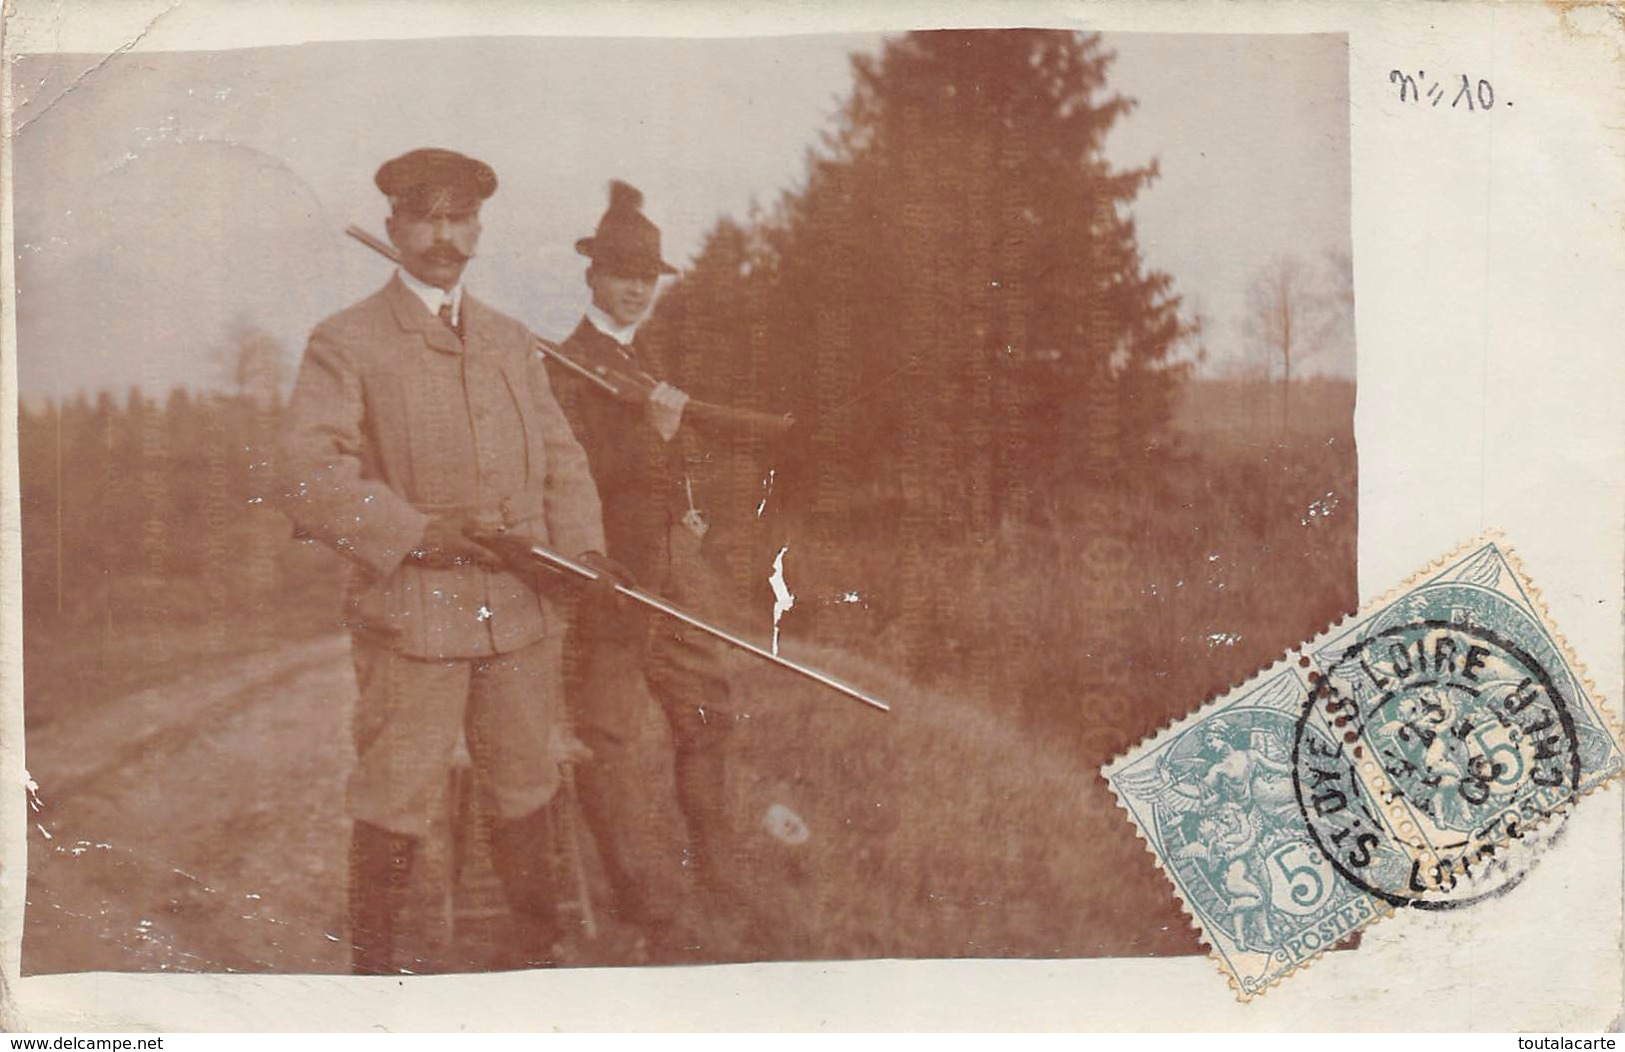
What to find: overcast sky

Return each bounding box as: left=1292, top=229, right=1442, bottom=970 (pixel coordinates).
left=11, top=32, right=1351, bottom=401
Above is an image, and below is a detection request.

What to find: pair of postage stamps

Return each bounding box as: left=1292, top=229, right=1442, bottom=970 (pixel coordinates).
left=1105, top=534, right=1624, bottom=999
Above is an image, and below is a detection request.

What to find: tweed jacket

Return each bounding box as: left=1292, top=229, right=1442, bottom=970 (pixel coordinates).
left=279, top=275, right=605, bottom=659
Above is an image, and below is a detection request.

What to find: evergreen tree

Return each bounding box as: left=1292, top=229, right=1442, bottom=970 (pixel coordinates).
left=657, top=30, right=1191, bottom=511
left=646, top=30, right=1195, bottom=673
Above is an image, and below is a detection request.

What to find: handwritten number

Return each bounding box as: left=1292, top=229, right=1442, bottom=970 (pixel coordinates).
left=1452, top=74, right=1475, bottom=110
left=1392, top=70, right=1501, bottom=112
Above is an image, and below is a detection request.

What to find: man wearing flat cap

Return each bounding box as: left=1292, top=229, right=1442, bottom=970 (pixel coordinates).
left=547, top=180, right=741, bottom=956
left=279, top=148, right=612, bottom=973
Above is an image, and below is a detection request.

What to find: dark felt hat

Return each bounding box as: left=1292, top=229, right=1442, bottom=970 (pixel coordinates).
left=375, top=148, right=497, bottom=214
left=575, top=180, right=678, bottom=277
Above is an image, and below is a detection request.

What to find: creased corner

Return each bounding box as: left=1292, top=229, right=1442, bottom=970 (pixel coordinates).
left=11, top=0, right=186, bottom=138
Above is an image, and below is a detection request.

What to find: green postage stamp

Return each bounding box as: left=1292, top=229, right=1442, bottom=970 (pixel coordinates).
left=1104, top=534, right=1624, bottom=999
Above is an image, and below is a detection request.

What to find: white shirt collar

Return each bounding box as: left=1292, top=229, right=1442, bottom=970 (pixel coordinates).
left=585, top=303, right=641, bottom=347
left=396, top=267, right=463, bottom=326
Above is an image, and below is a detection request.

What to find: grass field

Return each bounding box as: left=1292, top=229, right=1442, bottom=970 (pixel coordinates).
left=689, top=378, right=1358, bottom=962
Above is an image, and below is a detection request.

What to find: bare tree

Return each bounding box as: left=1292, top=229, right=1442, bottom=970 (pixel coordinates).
left=1244, top=255, right=1315, bottom=388
left=1244, top=251, right=1353, bottom=386
left=1242, top=253, right=1352, bottom=436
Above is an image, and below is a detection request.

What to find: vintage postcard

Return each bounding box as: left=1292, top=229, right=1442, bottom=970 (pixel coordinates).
left=1, top=0, right=1621, bottom=1033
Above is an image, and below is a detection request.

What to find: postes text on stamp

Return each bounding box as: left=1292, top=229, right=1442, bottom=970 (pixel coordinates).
left=1103, top=534, right=1622, bottom=998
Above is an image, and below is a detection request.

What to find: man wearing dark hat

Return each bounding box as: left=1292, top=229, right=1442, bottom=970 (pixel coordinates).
left=547, top=181, right=739, bottom=954
left=278, top=148, right=612, bottom=973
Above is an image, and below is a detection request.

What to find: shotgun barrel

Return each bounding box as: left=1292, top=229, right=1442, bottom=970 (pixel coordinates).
left=472, top=528, right=891, bottom=714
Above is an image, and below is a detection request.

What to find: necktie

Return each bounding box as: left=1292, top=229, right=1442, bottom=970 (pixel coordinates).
left=438, top=299, right=460, bottom=339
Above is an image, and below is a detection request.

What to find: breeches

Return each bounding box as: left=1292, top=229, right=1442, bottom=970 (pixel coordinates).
left=568, top=514, right=737, bottom=743
left=568, top=603, right=733, bottom=747
left=348, top=633, right=565, bottom=838
left=564, top=606, right=734, bottom=925
left=562, top=543, right=738, bottom=922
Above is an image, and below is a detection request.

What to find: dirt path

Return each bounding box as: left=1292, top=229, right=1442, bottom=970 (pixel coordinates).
left=20, top=621, right=1183, bottom=973
left=22, top=630, right=683, bottom=975
left=23, top=633, right=355, bottom=974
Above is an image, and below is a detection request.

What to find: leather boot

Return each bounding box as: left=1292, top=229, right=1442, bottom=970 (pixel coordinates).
left=349, top=820, right=419, bottom=976
left=673, top=738, right=734, bottom=897
left=488, top=804, right=562, bottom=968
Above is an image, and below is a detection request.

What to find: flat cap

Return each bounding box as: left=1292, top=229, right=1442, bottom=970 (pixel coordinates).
left=375, top=148, right=497, bottom=213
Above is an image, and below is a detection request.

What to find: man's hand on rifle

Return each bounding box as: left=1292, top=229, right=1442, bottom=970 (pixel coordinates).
left=458, top=523, right=634, bottom=602
left=410, top=511, right=506, bottom=570
left=646, top=381, right=689, bottom=443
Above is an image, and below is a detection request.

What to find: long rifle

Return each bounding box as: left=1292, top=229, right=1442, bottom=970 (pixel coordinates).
left=474, top=529, right=891, bottom=714
left=345, top=224, right=793, bottom=435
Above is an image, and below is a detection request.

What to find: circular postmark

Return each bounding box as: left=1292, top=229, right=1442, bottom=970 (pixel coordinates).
left=1292, top=619, right=1581, bottom=907
left=1405, top=805, right=1570, bottom=911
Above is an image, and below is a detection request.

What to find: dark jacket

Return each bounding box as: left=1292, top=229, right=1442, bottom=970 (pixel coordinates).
left=548, top=317, right=710, bottom=588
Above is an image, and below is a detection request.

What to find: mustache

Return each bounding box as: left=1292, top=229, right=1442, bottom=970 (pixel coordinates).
left=423, top=245, right=471, bottom=264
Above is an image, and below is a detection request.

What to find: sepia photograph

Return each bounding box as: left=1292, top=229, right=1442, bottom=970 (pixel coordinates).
left=10, top=23, right=1357, bottom=980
